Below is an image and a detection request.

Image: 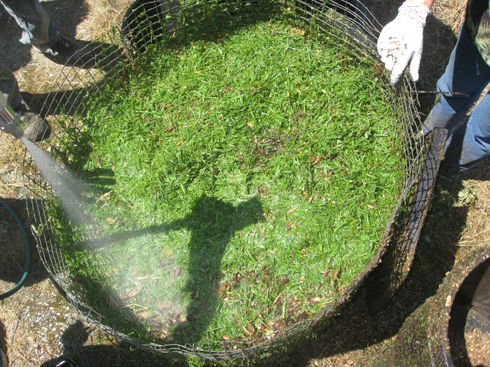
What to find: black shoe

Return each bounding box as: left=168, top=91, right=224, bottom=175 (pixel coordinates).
left=41, top=36, right=124, bottom=70
left=41, top=35, right=82, bottom=65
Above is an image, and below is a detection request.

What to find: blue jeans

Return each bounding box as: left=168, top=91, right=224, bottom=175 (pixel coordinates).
left=423, top=21, right=490, bottom=175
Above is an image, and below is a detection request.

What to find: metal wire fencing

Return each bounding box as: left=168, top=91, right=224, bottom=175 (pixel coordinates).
left=22, top=0, right=437, bottom=360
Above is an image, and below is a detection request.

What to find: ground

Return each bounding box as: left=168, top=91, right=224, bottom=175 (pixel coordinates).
left=0, top=0, right=488, bottom=366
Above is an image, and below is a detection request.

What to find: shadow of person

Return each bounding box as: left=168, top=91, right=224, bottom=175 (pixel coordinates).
left=37, top=196, right=263, bottom=364
left=165, top=195, right=264, bottom=344
left=83, top=195, right=264, bottom=344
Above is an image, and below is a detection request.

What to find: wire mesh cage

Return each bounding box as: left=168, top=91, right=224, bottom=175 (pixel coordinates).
left=21, top=0, right=439, bottom=361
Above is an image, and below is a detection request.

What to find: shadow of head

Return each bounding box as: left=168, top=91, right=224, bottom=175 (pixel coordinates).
left=187, top=195, right=264, bottom=235
left=60, top=320, right=90, bottom=355
left=235, top=196, right=265, bottom=223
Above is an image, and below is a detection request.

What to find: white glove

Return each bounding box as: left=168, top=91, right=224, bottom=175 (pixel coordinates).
left=377, top=2, right=430, bottom=85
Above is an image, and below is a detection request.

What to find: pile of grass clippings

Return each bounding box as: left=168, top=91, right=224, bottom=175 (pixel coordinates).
left=48, top=3, right=405, bottom=347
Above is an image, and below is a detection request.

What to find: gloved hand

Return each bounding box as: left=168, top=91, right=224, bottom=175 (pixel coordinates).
left=377, top=1, right=431, bottom=85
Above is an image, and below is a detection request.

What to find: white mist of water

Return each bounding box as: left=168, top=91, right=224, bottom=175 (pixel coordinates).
left=22, top=137, right=185, bottom=332
left=22, top=137, right=96, bottom=231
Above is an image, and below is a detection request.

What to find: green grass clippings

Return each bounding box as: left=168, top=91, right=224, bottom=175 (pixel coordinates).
left=50, top=3, right=405, bottom=348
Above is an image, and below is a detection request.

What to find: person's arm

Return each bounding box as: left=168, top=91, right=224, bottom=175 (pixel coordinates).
left=377, top=0, right=436, bottom=84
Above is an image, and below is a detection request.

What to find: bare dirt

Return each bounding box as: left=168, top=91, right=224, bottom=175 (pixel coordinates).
left=0, top=0, right=488, bottom=366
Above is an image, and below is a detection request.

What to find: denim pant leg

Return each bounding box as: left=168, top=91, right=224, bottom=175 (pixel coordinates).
left=0, top=0, right=57, bottom=48
left=0, top=66, right=22, bottom=109
left=423, top=22, right=490, bottom=133
left=444, top=92, right=489, bottom=173
left=422, top=21, right=490, bottom=172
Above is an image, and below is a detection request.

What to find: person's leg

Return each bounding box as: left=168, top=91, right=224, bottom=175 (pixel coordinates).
left=0, top=0, right=58, bottom=48
left=0, top=66, right=23, bottom=109
left=442, top=92, right=489, bottom=178
left=422, top=21, right=490, bottom=135
left=0, top=65, right=50, bottom=141
left=1, top=0, right=87, bottom=68
left=422, top=20, right=490, bottom=178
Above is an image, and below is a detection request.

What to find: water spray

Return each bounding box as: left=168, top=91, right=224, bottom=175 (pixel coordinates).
left=1, top=91, right=98, bottom=238
left=0, top=93, right=24, bottom=139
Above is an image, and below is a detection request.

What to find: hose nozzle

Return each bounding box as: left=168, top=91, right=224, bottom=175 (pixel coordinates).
left=0, top=93, right=24, bottom=139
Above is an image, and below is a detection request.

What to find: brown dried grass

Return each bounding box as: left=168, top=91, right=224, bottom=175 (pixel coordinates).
left=76, top=0, right=134, bottom=40
left=432, top=0, right=467, bottom=35
left=0, top=135, right=27, bottom=198
left=457, top=161, right=490, bottom=250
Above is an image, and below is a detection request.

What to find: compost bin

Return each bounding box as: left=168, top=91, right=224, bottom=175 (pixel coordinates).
left=21, top=0, right=438, bottom=361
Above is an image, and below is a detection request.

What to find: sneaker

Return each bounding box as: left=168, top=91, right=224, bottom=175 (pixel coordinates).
left=17, top=111, right=51, bottom=142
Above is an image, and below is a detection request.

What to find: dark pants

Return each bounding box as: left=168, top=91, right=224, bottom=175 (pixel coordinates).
left=0, top=0, right=57, bottom=109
